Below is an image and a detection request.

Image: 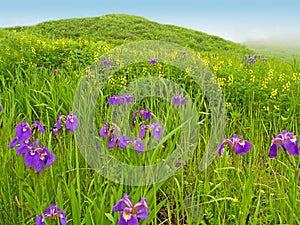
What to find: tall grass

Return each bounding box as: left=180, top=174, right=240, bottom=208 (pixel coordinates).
left=0, top=16, right=299, bottom=225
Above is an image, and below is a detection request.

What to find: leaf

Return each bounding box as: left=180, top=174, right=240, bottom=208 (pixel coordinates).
left=70, top=185, right=81, bottom=225
left=105, top=213, right=115, bottom=223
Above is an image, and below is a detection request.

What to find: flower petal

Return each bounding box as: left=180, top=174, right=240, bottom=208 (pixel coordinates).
left=269, top=142, right=278, bottom=158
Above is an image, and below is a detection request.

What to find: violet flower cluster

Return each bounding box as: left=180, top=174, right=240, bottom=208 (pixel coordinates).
left=269, top=130, right=299, bottom=158
left=36, top=204, right=67, bottom=225
left=149, top=58, right=158, bottom=64
left=100, top=122, right=144, bottom=154
left=172, top=94, right=186, bottom=105
left=108, top=94, right=134, bottom=105
left=8, top=120, right=56, bottom=173
left=113, top=194, right=148, bottom=225
left=103, top=59, right=111, bottom=67
left=132, top=108, right=162, bottom=141
left=244, top=54, right=267, bottom=65
left=139, top=123, right=162, bottom=141
left=50, top=111, right=78, bottom=137
left=218, top=131, right=299, bottom=159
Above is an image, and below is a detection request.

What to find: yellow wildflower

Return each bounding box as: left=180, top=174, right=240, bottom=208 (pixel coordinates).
left=31, top=47, right=35, bottom=55
left=279, top=73, right=285, bottom=82
left=232, top=197, right=239, bottom=203
left=270, top=88, right=278, bottom=99
left=282, top=81, right=290, bottom=92
left=227, top=74, right=234, bottom=85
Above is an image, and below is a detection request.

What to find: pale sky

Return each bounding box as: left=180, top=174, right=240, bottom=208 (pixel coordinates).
left=0, top=0, right=299, bottom=43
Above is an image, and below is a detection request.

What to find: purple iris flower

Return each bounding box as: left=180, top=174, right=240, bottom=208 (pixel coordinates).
left=100, top=122, right=111, bottom=138
left=113, top=194, right=148, bottom=225
left=124, top=94, right=134, bottom=103
left=217, top=134, right=252, bottom=156
left=53, top=69, right=59, bottom=74
left=139, top=124, right=147, bottom=139
left=172, top=94, right=186, bottom=105
left=108, top=135, right=131, bottom=149
left=24, top=144, right=56, bottom=173
left=33, top=121, right=45, bottom=134
left=109, top=94, right=134, bottom=105
left=252, top=54, right=262, bottom=58
left=103, top=60, right=111, bottom=67
left=269, top=130, right=299, bottom=158
left=0, top=105, right=2, bottom=112
left=15, top=139, right=32, bottom=155
left=50, top=117, right=62, bottom=136
left=65, top=111, right=78, bottom=132
left=109, top=95, right=121, bottom=105
left=139, top=109, right=151, bottom=119
left=120, top=94, right=134, bottom=104
left=8, top=120, right=33, bottom=148
left=108, top=137, right=118, bottom=149
left=262, top=57, right=267, bottom=63
left=149, top=58, right=158, bottom=64
left=118, top=136, right=132, bottom=149
left=36, top=204, right=67, bottom=225
left=148, top=123, right=162, bottom=141
left=9, top=120, right=45, bottom=148
left=132, top=138, right=144, bottom=154
left=132, top=109, right=151, bottom=127
left=249, top=57, right=256, bottom=64
left=56, top=117, right=62, bottom=130
left=16, top=120, right=32, bottom=141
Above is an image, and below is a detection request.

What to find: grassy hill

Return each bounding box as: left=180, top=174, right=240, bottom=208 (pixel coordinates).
left=3, top=14, right=248, bottom=53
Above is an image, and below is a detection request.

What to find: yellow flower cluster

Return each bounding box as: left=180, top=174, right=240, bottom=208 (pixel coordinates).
left=279, top=73, right=285, bottom=82
left=261, top=69, right=275, bottom=89
left=108, top=75, right=115, bottom=85
left=201, top=57, right=209, bottom=66
left=226, top=102, right=232, bottom=108
left=158, top=71, right=165, bottom=78
left=227, top=74, right=234, bottom=85
left=282, top=81, right=290, bottom=92
left=94, top=51, right=99, bottom=61
left=31, top=47, right=36, bottom=54
left=269, top=88, right=278, bottom=99
left=103, top=44, right=110, bottom=53
left=120, top=75, right=127, bottom=88
left=292, top=73, right=297, bottom=81
left=5, top=47, right=10, bottom=55
left=217, top=77, right=226, bottom=88
left=250, top=74, right=255, bottom=83
left=263, top=106, right=270, bottom=111
left=142, top=67, right=147, bottom=74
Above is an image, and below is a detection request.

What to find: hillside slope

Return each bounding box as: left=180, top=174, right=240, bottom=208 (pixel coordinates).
left=3, top=14, right=248, bottom=53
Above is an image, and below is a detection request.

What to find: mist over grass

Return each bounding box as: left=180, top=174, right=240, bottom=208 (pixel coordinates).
left=245, top=35, right=300, bottom=60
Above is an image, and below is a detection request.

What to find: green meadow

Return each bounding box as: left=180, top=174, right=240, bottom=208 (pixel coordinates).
left=0, top=14, right=299, bottom=225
